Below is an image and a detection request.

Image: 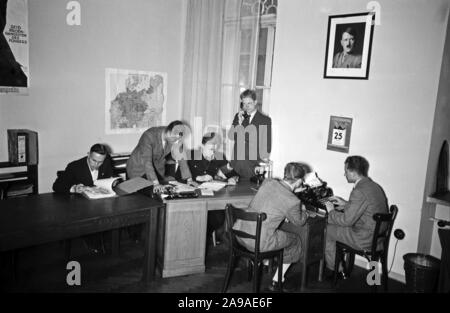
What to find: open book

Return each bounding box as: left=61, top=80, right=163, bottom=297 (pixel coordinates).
left=81, top=177, right=123, bottom=200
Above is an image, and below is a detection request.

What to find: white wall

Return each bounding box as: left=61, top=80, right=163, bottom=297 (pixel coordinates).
left=269, top=0, right=449, bottom=278
left=0, top=0, right=185, bottom=192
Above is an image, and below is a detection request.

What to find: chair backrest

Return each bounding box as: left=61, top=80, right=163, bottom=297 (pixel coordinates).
left=370, top=204, right=399, bottom=257
left=225, top=204, right=267, bottom=256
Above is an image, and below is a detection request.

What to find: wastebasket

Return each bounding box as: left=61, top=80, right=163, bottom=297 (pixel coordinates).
left=403, top=253, right=440, bottom=293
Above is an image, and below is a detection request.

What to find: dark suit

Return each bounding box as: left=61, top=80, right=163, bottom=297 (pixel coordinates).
left=233, top=179, right=307, bottom=263
left=52, top=156, right=113, bottom=194
left=229, top=110, right=272, bottom=178
left=325, top=177, right=388, bottom=269
left=52, top=155, right=114, bottom=252
left=127, top=126, right=191, bottom=182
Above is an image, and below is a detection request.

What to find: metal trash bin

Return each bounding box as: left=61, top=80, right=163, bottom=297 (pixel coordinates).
left=403, top=253, right=440, bottom=293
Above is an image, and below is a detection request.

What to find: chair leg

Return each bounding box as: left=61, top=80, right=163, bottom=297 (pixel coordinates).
left=247, top=260, right=253, bottom=281
left=278, top=252, right=283, bottom=292
left=252, top=261, right=260, bottom=293
left=345, top=253, right=355, bottom=277
left=334, top=247, right=341, bottom=285
left=222, top=253, right=236, bottom=293
left=382, top=256, right=389, bottom=292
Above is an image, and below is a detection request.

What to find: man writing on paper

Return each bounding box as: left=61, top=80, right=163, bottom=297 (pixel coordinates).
left=52, top=143, right=113, bottom=253
left=180, top=132, right=239, bottom=246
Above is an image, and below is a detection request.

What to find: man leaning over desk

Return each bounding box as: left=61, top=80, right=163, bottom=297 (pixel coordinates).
left=126, top=120, right=198, bottom=241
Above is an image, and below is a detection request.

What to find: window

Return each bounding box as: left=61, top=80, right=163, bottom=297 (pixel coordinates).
left=221, top=0, right=277, bottom=116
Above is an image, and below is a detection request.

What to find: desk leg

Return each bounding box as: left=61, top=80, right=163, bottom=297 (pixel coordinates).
left=318, top=259, right=324, bottom=282
left=112, top=229, right=120, bottom=257
left=142, top=206, right=159, bottom=283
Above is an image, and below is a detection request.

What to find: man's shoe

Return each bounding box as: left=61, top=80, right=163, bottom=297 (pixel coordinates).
left=267, top=280, right=296, bottom=293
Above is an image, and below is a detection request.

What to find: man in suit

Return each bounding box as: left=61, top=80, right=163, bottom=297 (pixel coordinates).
left=53, top=143, right=113, bottom=194
left=332, top=27, right=362, bottom=69
left=126, top=120, right=196, bottom=241
left=52, top=143, right=113, bottom=253
left=126, top=120, right=196, bottom=193
left=324, top=155, right=388, bottom=273
left=233, top=162, right=309, bottom=292
left=228, top=89, right=272, bottom=178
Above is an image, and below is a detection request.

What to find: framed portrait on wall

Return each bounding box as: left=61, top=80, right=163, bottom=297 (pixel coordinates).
left=327, top=116, right=353, bottom=153
left=323, top=12, right=375, bottom=79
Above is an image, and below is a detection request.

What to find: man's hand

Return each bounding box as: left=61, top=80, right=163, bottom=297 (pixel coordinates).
left=153, top=184, right=165, bottom=194
left=195, top=175, right=213, bottom=182
left=227, top=177, right=238, bottom=185
left=187, top=178, right=199, bottom=187
left=74, top=184, right=87, bottom=194
left=325, top=201, right=335, bottom=212
left=328, top=196, right=347, bottom=206
left=238, top=110, right=245, bottom=125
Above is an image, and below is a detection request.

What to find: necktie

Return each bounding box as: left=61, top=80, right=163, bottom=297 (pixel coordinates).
left=242, top=115, right=250, bottom=127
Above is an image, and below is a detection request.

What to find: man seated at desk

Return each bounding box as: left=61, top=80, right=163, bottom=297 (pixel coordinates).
left=179, top=132, right=239, bottom=245
left=323, top=155, right=388, bottom=277
left=52, top=143, right=113, bottom=253
left=232, top=162, right=309, bottom=292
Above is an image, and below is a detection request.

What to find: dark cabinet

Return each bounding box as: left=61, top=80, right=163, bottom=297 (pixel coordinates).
left=0, top=162, right=38, bottom=199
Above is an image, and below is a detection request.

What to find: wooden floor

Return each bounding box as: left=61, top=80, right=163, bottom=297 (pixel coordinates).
left=0, top=232, right=406, bottom=293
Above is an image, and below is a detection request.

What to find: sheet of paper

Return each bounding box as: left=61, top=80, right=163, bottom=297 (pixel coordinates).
left=198, top=181, right=227, bottom=191
left=168, top=181, right=196, bottom=192
left=200, top=189, right=214, bottom=196
left=303, top=172, right=322, bottom=188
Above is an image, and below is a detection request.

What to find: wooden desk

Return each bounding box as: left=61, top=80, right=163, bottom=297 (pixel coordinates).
left=158, top=181, right=257, bottom=277
left=280, top=215, right=327, bottom=290
left=0, top=193, right=162, bottom=282
left=158, top=181, right=327, bottom=290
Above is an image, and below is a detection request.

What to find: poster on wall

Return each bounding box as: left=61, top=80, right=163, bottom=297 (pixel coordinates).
left=327, top=116, right=353, bottom=153
left=105, top=68, right=167, bottom=134
left=0, top=0, right=29, bottom=95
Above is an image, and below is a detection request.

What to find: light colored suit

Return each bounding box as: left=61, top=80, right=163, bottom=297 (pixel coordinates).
left=233, top=179, right=308, bottom=263
left=325, top=177, right=388, bottom=269
left=126, top=126, right=191, bottom=182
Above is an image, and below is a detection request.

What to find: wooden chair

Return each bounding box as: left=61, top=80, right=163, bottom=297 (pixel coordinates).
left=222, top=204, right=284, bottom=293
left=334, top=204, right=398, bottom=292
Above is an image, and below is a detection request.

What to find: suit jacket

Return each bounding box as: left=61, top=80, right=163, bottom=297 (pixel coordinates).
left=229, top=110, right=272, bottom=178
left=328, top=177, right=388, bottom=249
left=126, top=126, right=192, bottom=182
left=332, top=52, right=362, bottom=69
left=233, top=179, right=307, bottom=263
left=52, top=156, right=113, bottom=194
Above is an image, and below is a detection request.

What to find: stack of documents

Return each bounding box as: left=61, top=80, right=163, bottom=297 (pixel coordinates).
left=198, top=181, right=227, bottom=191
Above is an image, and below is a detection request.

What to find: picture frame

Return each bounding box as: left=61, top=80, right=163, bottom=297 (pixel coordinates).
left=323, top=12, right=375, bottom=79
left=327, top=116, right=353, bottom=153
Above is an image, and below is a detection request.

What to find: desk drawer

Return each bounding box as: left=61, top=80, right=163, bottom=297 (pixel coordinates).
left=207, top=198, right=251, bottom=211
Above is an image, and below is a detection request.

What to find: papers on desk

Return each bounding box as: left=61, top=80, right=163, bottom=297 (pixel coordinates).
left=198, top=181, right=227, bottom=191
left=304, top=172, right=323, bottom=188
left=168, top=181, right=197, bottom=193
left=82, top=177, right=122, bottom=199
left=200, top=189, right=214, bottom=196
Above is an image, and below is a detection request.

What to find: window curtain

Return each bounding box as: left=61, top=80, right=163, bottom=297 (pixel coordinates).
left=182, top=0, right=261, bottom=153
